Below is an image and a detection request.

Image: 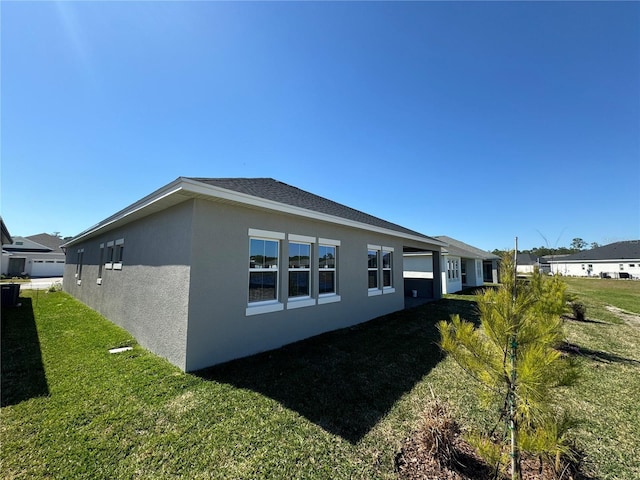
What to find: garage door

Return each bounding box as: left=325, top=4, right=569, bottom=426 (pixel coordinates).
left=31, top=260, right=65, bottom=277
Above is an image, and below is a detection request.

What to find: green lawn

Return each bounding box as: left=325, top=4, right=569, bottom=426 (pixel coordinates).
left=1, top=280, right=639, bottom=479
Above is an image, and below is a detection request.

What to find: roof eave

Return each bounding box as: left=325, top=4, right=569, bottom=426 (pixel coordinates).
left=63, top=177, right=446, bottom=249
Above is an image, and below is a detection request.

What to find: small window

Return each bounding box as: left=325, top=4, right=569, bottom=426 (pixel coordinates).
left=76, top=248, right=84, bottom=284
left=113, top=239, right=125, bottom=270
left=106, top=241, right=115, bottom=270
left=98, top=243, right=105, bottom=279
left=630, top=264, right=636, bottom=268
left=620, top=264, right=624, bottom=270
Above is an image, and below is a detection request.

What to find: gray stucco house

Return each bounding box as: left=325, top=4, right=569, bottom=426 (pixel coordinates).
left=62, top=177, right=445, bottom=371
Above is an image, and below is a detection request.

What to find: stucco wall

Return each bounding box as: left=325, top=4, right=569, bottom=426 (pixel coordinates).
left=184, top=198, right=426, bottom=371
left=63, top=201, right=195, bottom=370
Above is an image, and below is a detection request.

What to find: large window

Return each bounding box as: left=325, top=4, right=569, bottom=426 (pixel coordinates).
left=246, top=229, right=341, bottom=315
left=249, top=238, right=279, bottom=303
left=288, top=241, right=311, bottom=298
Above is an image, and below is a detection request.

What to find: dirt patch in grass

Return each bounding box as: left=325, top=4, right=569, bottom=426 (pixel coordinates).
left=604, top=305, right=640, bottom=327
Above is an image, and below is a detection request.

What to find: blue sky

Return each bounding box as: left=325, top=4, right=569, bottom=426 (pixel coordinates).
left=2, top=1, right=638, bottom=252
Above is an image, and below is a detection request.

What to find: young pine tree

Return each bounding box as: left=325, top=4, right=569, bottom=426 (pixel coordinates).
left=438, top=253, right=577, bottom=480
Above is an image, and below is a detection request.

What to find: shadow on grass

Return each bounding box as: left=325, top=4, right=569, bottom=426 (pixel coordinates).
left=559, top=341, right=640, bottom=365
left=456, top=285, right=500, bottom=296
left=563, top=315, right=610, bottom=325
left=197, top=298, right=479, bottom=444
left=1, top=297, right=49, bottom=407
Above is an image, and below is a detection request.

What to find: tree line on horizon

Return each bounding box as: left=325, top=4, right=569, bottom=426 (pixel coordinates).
left=491, top=237, right=598, bottom=258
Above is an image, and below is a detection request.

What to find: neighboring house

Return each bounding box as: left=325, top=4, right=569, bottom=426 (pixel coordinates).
left=548, top=240, right=640, bottom=278
left=1, top=233, right=66, bottom=277
left=1, top=217, right=12, bottom=245
left=516, top=253, right=536, bottom=274
left=404, top=235, right=499, bottom=295
left=62, top=177, right=446, bottom=372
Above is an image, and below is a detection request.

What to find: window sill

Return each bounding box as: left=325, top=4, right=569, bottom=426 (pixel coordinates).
left=368, top=289, right=383, bottom=297
left=383, top=287, right=396, bottom=294
left=113, top=263, right=123, bottom=271
left=318, top=294, right=341, bottom=305
left=105, top=263, right=113, bottom=270
left=287, top=298, right=316, bottom=310
left=246, top=302, right=284, bottom=316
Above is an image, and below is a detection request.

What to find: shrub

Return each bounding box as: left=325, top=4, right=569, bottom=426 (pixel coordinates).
left=571, top=302, right=586, bottom=321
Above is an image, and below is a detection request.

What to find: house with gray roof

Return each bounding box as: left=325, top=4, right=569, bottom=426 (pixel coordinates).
left=404, top=235, right=499, bottom=295
left=2, top=233, right=66, bottom=277
left=62, top=177, right=446, bottom=371
left=548, top=240, right=640, bottom=279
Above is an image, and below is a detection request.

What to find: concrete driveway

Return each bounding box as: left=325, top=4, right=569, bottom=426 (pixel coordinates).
left=10, top=277, right=63, bottom=290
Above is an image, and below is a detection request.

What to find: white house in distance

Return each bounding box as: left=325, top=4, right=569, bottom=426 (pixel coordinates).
left=548, top=240, right=640, bottom=279
left=404, top=235, right=500, bottom=295
left=1, top=233, right=66, bottom=277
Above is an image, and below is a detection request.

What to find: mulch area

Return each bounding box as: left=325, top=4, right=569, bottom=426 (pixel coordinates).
left=395, top=401, right=586, bottom=480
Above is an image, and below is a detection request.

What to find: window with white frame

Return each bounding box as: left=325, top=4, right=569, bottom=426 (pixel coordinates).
left=368, top=245, right=394, bottom=295
left=447, top=259, right=460, bottom=281
left=246, top=229, right=285, bottom=316
left=319, top=245, right=336, bottom=295
left=288, top=240, right=311, bottom=299
left=318, top=238, right=340, bottom=304
left=382, top=248, right=393, bottom=289
left=249, top=238, right=280, bottom=302
left=368, top=247, right=379, bottom=292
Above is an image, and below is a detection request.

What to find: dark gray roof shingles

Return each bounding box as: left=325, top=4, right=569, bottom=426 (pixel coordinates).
left=550, top=240, right=640, bottom=261
left=188, top=177, right=438, bottom=242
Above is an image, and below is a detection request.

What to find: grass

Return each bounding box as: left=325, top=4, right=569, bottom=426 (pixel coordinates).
left=1, top=279, right=639, bottom=479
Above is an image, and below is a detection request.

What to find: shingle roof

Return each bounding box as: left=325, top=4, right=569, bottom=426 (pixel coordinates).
left=548, top=240, right=640, bottom=262
left=435, top=235, right=500, bottom=260
left=25, top=233, right=65, bottom=253
left=188, top=178, right=440, bottom=242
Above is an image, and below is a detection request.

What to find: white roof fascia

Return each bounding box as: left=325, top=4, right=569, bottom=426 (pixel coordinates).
left=64, top=177, right=446, bottom=249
